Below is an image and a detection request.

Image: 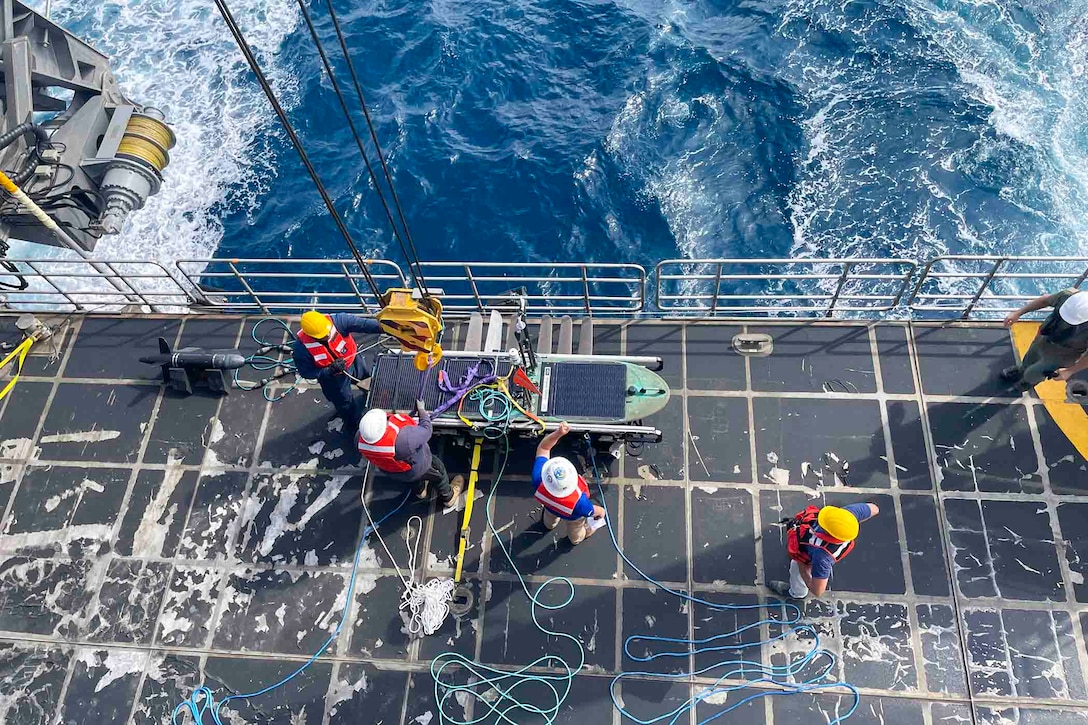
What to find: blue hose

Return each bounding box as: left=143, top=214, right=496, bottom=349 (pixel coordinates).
left=429, top=437, right=858, bottom=724
left=170, top=488, right=411, bottom=724
left=232, top=317, right=299, bottom=402
left=584, top=444, right=859, bottom=725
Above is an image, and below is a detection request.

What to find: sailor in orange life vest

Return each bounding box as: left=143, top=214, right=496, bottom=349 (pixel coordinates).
left=534, top=422, right=606, bottom=545
left=357, top=400, right=464, bottom=506
left=292, top=311, right=380, bottom=428
left=767, top=502, right=879, bottom=600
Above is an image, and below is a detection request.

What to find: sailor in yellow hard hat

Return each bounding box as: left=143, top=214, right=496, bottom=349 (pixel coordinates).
left=292, top=310, right=381, bottom=428
left=768, top=502, right=879, bottom=600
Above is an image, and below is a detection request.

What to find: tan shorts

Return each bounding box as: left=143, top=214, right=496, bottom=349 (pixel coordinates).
left=542, top=509, right=591, bottom=544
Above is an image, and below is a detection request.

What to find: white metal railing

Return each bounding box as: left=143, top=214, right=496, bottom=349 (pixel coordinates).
left=655, top=258, right=917, bottom=315
left=174, top=258, right=406, bottom=314
left=0, top=258, right=195, bottom=312
left=908, top=255, right=1088, bottom=317
left=415, top=261, right=645, bottom=315
left=1, top=254, right=1085, bottom=320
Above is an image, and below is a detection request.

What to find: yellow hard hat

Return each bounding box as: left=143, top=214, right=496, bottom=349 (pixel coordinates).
left=300, top=311, right=333, bottom=338
left=817, top=506, right=859, bottom=542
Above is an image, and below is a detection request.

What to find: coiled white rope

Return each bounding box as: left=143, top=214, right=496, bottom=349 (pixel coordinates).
left=399, top=515, right=455, bottom=636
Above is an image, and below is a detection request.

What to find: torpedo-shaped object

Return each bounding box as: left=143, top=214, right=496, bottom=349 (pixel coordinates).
left=141, top=337, right=246, bottom=395
left=139, top=349, right=246, bottom=370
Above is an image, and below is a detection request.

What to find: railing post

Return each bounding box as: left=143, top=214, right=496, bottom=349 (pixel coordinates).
left=826, top=261, right=852, bottom=317
left=963, top=257, right=1005, bottom=319
left=26, top=260, right=82, bottom=311
left=465, top=265, right=484, bottom=313
left=168, top=263, right=210, bottom=307
left=105, top=261, right=162, bottom=312
left=888, top=262, right=916, bottom=310
left=710, top=262, right=723, bottom=314
left=229, top=260, right=268, bottom=314
left=342, top=262, right=370, bottom=313
left=581, top=265, right=592, bottom=316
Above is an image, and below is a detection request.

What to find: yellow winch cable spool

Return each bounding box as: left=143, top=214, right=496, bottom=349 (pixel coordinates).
left=0, top=338, right=34, bottom=402
left=116, top=113, right=176, bottom=172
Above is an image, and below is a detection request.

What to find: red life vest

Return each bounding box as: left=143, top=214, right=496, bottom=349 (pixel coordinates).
left=535, top=474, right=590, bottom=518
left=298, top=316, right=357, bottom=369
left=357, top=413, right=416, bottom=473
left=785, top=505, right=854, bottom=564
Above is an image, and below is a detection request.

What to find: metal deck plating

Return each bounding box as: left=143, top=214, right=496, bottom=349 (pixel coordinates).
left=1, top=313, right=1087, bottom=724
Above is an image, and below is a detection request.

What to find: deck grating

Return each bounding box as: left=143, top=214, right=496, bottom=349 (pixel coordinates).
left=0, top=315, right=1086, bottom=723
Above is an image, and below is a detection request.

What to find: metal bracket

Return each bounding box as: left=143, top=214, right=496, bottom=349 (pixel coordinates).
left=732, top=333, right=773, bottom=357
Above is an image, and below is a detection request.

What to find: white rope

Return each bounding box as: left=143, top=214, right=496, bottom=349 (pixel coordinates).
left=400, top=515, right=455, bottom=636
left=359, top=473, right=455, bottom=638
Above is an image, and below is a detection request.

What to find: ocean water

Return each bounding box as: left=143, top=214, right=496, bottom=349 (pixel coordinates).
left=26, top=0, right=1088, bottom=275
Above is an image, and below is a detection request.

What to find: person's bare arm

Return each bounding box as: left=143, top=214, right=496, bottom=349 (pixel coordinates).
left=866, top=503, right=880, bottom=517
left=535, top=421, right=570, bottom=459
left=797, top=562, right=828, bottom=598
left=1005, top=292, right=1062, bottom=327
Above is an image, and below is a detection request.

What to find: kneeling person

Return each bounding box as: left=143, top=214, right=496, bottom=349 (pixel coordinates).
left=358, top=401, right=463, bottom=507
left=533, top=422, right=605, bottom=545
left=768, top=502, right=878, bottom=599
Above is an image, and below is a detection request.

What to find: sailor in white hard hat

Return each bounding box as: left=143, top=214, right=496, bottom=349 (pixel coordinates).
left=532, top=421, right=605, bottom=545
left=1003, top=288, right=1088, bottom=388
left=357, top=400, right=463, bottom=506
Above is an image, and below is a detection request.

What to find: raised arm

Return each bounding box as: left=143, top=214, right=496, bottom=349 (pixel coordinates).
left=535, top=421, right=570, bottom=459
left=334, top=312, right=381, bottom=335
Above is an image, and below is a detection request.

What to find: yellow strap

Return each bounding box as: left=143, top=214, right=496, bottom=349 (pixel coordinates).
left=1010, top=322, right=1088, bottom=461
left=0, top=338, right=34, bottom=402
left=454, top=438, right=482, bottom=583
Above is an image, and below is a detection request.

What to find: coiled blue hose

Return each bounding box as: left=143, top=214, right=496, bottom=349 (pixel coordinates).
left=429, top=437, right=859, bottom=725
left=584, top=444, right=860, bottom=724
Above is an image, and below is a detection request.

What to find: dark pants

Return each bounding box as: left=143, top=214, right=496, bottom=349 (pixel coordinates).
left=1013, top=336, right=1081, bottom=387
left=318, top=357, right=368, bottom=425
left=412, top=456, right=453, bottom=502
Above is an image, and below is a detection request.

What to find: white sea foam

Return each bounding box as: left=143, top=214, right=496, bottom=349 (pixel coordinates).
left=782, top=0, right=1088, bottom=287
left=10, top=0, right=301, bottom=277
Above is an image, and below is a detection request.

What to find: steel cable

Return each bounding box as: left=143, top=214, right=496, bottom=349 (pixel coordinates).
left=212, top=0, right=382, bottom=302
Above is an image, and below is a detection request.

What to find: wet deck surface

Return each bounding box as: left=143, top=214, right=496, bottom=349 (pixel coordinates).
left=1, top=314, right=1088, bottom=723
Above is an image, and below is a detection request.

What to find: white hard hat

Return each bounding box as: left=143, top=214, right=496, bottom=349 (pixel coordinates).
left=1060, top=291, right=1088, bottom=325
left=359, top=409, right=389, bottom=444
left=541, top=457, right=578, bottom=497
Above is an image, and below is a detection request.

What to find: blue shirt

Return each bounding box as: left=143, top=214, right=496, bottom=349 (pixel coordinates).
left=532, top=456, right=595, bottom=520
left=292, top=313, right=381, bottom=380
left=805, top=503, right=873, bottom=581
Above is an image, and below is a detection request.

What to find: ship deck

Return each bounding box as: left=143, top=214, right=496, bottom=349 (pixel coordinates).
left=2, top=314, right=1088, bottom=724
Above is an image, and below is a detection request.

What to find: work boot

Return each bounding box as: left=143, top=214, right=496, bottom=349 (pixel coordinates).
left=440, top=475, right=465, bottom=508
left=767, top=581, right=807, bottom=601
left=1000, top=366, right=1023, bottom=382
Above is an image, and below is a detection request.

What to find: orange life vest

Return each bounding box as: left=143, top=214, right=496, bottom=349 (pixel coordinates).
left=357, top=413, right=416, bottom=473
left=535, top=475, right=590, bottom=518
left=298, top=316, right=357, bottom=369
left=785, top=505, right=854, bottom=564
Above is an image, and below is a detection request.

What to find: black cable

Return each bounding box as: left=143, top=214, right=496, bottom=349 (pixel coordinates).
left=0, top=238, right=29, bottom=291
left=294, top=0, right=417, bottom=291
left=323, top=0, right=430, bottom=295
left=212, top=0, right=381, bottom=302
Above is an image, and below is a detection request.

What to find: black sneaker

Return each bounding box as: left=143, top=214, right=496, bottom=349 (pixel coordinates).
left=1000, top=366, right=1023, bottom=382
left=767, top=580, right=807, bottom=601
